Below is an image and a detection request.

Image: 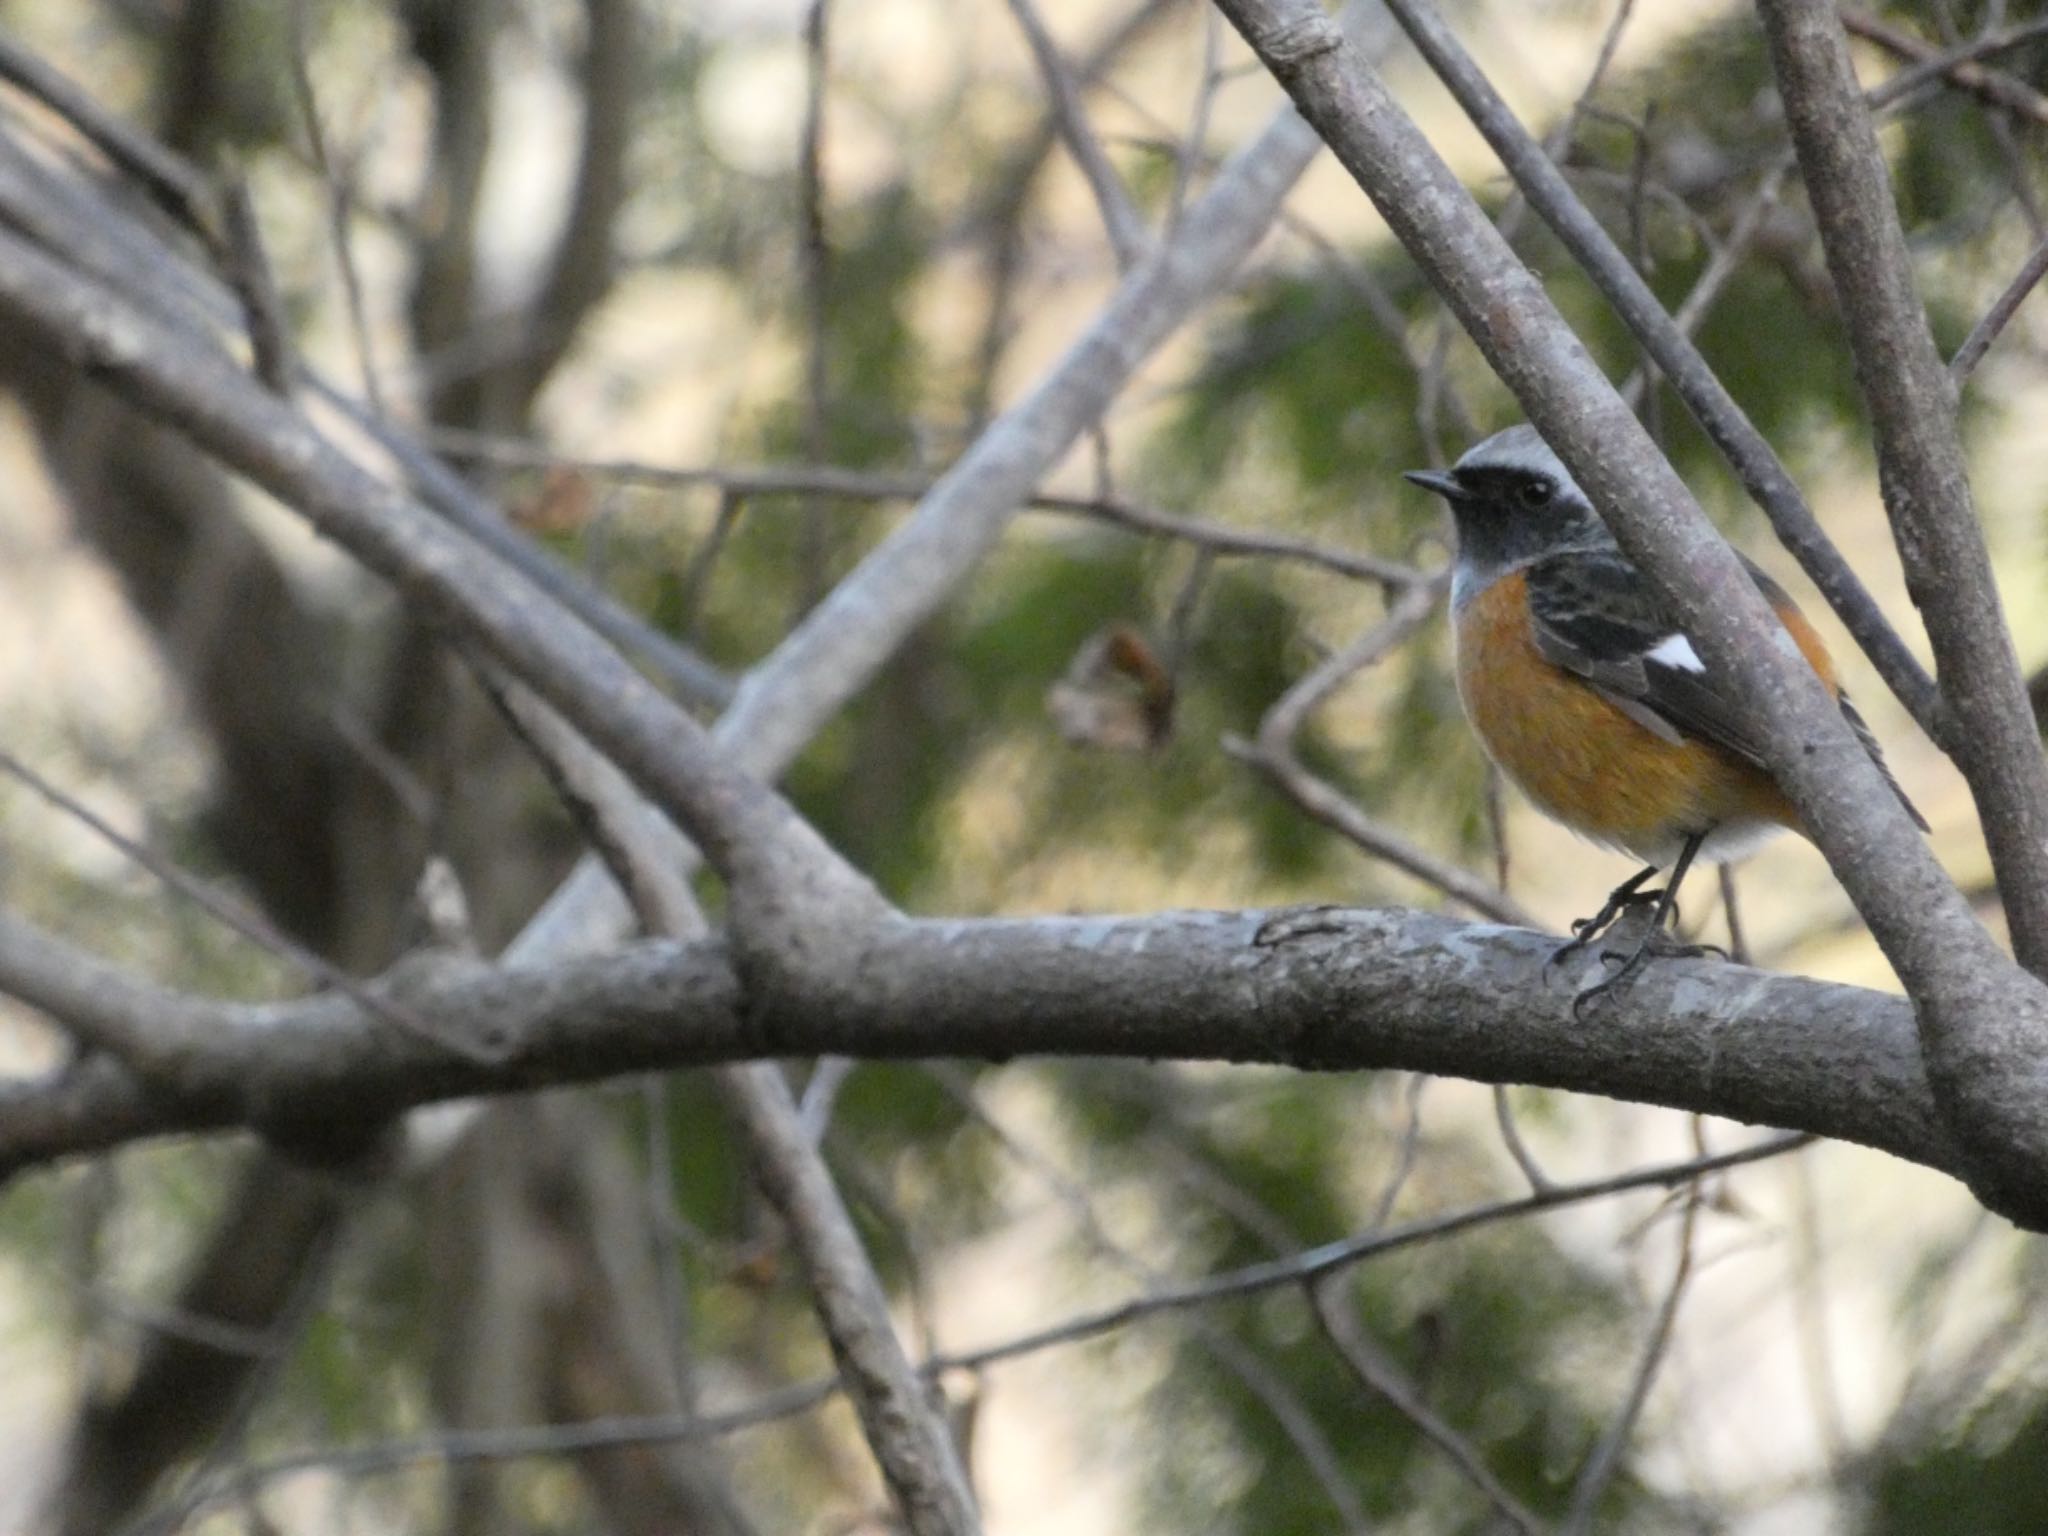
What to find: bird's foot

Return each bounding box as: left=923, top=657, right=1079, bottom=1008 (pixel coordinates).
left=1569, top=926, right=1726, bottom=1018
left=1549, top=883, right=1666, bottom=968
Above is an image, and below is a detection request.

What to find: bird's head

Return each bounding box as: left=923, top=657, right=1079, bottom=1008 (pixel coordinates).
left=1404, top=423, right=1617, bottom=602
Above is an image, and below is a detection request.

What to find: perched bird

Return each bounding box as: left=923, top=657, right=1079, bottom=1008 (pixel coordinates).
left=1404, top=423, right=1924, bottom=1003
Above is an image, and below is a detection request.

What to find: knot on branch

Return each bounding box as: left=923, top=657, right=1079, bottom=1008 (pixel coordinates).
left=1251, top=905, right=1399, bottom=1071
left=1222, top=0, right=1344, bottom=73
left=1263, top=16, right=1343, bottom=69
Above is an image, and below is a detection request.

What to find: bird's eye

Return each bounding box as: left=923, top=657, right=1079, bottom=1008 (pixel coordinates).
left=1518, top=478, right=1554, bottom=509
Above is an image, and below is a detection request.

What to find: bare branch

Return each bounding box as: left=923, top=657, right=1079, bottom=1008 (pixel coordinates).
left=711, top=7, right=1403, bottom=786
left=723, top=1069, right=983, bottom=1534
left=0, top=905, right=1958, bottom=1183
left=0, top=98, right=734, bottom=712
left=1839, top=9, right=2048, bottom=126
left=423, top=429, right=1431, bottom=588
left=492, top=658, right=980, bottom=1534
left=1950, top=229, right=2048, bottom=384
left=0, top=33, right=220, bottom=244
left=931, top=1068, right=1372, bottom=1530
left=1310, top=1280, right=1544, bottom=1536
left=284, top=0, right=385, bottom=415
left=0, top=747, right=491, bottom=1068
left=0, top=218, right=884, bottom=954
left=1492, top=1085, right=1553, bottom=1194
left=1003, top=0, right=1151, bottom=269
left=1561, top=1183, right=1700, bottom=1532
left=1757, top=0, right=2048, bottom=1183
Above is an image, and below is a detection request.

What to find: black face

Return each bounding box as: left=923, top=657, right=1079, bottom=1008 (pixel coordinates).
left=1403, top=460, right=1613, bottom=583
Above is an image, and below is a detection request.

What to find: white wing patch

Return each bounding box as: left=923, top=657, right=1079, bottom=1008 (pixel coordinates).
left=1645, top=633, right=1705, bottom=673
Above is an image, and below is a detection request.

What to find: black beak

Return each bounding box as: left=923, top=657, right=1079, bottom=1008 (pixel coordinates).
left=1402, top=468, right=1467, bottom=502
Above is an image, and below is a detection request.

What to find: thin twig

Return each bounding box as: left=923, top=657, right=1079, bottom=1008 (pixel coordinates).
left=1165, top=6, right=1224, bottom=238
left=1622, top=155, right=1793, bottom=408
left=1367, top=1073, right=1429, bottom=1225
left=1278, top=208, right=1478, bottom=441
left=1561, top=1178, right=1702, bottom=1533
left=1922, top=0, right=2048, bottom=241
left=283, top=0, right=384, bottom=416
left=1003, top=0, right=1150, bottom=269
left=927, top=1066, right=1373, bottom=1534
left=121, top=1210, right=357, bottom=1536
left=0, top=747, right=499, bottom=1065
left=1492, top=1086, right=1553, bottom=1194
left=1310, top=1279, right=1545, bottom=1536
left=422, top=428, right=1431, bottom=588
left=1950, top=229, right=2048, bottom=383
left=1785, top=1150, right=1850, bottom=1475
left=1840, top=9, right=2048, bottom=125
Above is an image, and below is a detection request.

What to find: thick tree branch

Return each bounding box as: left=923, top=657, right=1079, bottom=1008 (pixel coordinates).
left=0, top=905, right=1960, bottom=1185
left=1758, top=0, right=2048, bottom=978
left=1210, top=0, right=2048, bottom=1229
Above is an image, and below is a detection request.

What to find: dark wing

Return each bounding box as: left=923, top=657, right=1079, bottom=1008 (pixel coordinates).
left=1524, top=549, right=1930, bottom=830
left=1524, top=548, right=1770, bottom=768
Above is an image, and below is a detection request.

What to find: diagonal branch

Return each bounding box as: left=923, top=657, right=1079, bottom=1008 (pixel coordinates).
left=1755, top=0, right=2048, bottom=1191
left=1950, top=230, right=2048, bottom=385
left=1756, top=0, right=2048, bottom=975
left=1003, top=0, right=1151, bottom=269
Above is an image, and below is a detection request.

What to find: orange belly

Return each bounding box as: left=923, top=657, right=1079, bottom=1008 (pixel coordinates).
left=1454, top=569, right=1806, bottom=861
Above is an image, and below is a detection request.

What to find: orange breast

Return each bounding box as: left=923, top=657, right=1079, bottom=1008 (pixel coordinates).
left=1453, top=569, right=1808, bottom=859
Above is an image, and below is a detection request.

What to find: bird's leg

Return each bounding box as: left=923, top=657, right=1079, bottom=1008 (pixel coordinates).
left=1549, top=863, right=1662, bottom=966
left=1573, top=831, right=1715, bottom=1014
